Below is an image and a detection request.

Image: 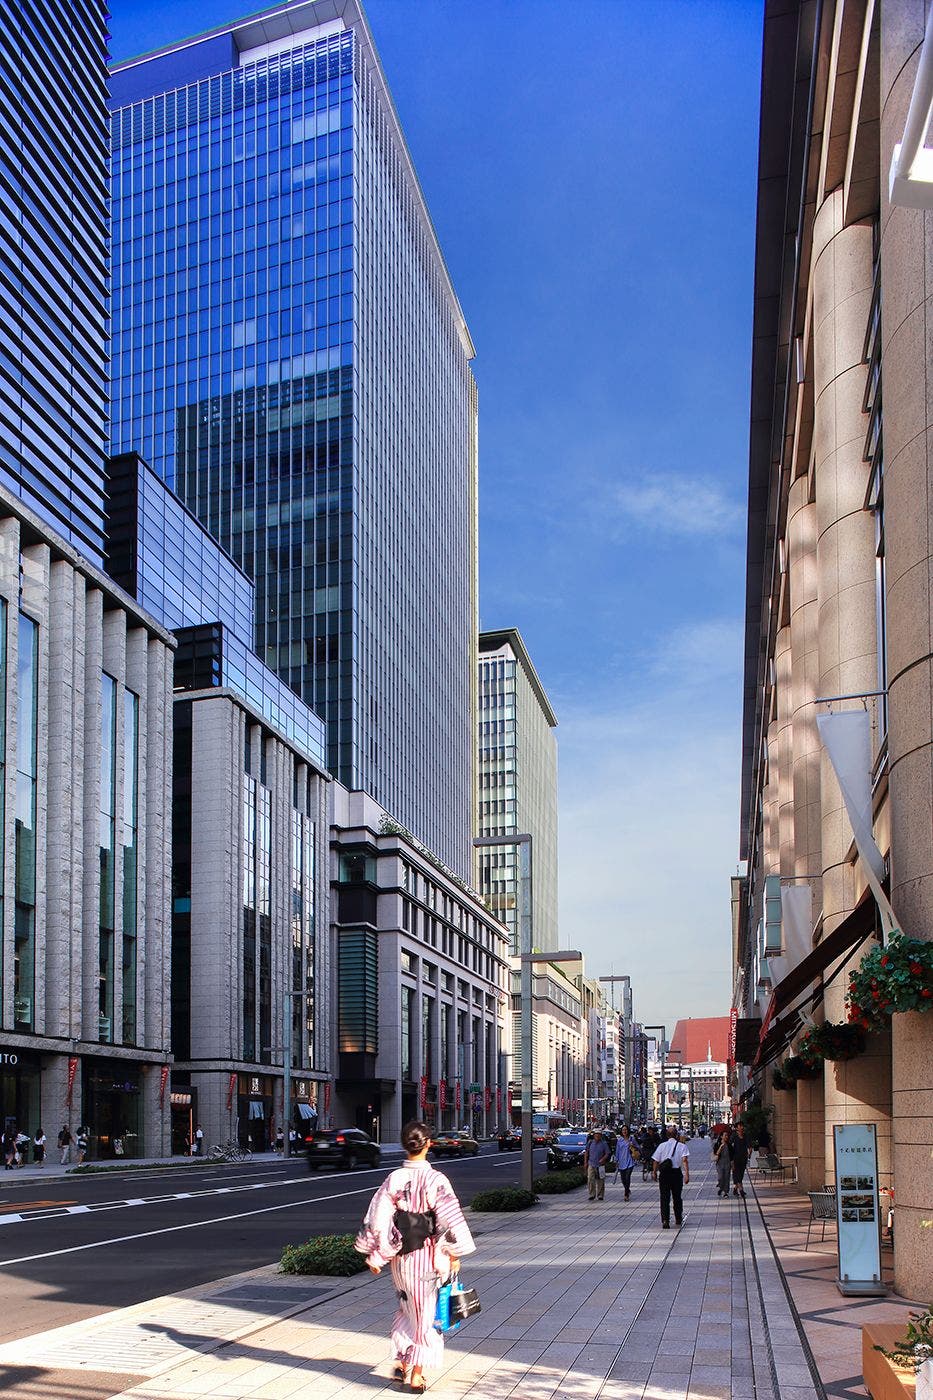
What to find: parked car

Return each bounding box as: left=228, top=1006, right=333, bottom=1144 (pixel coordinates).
left=547, top=1130, right=588, bottom=1171
left=305, top=1128, right=381, bottom=1171
left=430, top=1129, right=479, bottom=1159
left=497, top=1127, right=521, bottom=1151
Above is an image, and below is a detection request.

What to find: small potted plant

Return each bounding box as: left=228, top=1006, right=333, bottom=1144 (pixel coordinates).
left=783, top=1053, right=823, bottom=1082
left=771, top=1063, right=793, bottom=1091
left=798, top=1022, right=866, bottom=1062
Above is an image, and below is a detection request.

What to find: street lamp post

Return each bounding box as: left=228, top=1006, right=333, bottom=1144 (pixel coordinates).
left=644, top=1025, right=666, bottom=1126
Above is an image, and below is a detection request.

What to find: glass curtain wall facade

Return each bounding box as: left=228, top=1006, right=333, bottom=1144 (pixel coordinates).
left=110, top=1, right=477, bottom=878
left=0, top=0, right=109, bottom=563
left=14, top=614, right=38, bottom=1029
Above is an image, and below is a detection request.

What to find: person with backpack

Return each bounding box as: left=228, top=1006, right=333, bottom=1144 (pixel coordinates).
left=355, top=1120, right=475, bottom=1394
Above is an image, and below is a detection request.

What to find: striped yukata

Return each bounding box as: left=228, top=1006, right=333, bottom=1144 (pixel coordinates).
left=356, top=1160, right=475, bottom=1374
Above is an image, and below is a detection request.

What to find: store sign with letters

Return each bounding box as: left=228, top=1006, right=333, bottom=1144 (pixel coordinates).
left=833, top=1123, right=886, bottom=1296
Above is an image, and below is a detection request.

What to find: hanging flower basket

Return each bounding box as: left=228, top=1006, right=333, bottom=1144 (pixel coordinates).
left=846, top=932, right=933, bottom=1032
left=783, top=1053, right=823, bottom=1082
left=797, top=1021, right=866, bottom=1062
left=771, top=1063, right=794, bottom=1091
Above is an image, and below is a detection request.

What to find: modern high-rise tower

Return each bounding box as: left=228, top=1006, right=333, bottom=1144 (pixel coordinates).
left=0, top=0, right=109, bottom=564
left=477, top=629, right=558, bottom=955
left=109, top=0, right=478, bottom=878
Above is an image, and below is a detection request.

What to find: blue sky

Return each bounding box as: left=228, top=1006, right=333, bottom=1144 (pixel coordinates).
left=109, top=0, right=763, bottom=1035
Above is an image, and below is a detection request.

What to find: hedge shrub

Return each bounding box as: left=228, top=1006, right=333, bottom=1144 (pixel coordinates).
left=533, top=1168, right=586, bottom=1194
left=280, top=1233, right=368, bottom=1276
left=470, top=1186, right=537, bottom=1212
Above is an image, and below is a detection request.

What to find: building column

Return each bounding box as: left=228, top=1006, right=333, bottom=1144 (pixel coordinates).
left=880, top=0, right=933, bottom=1302
left=811, top=189, right=892, bottom=1191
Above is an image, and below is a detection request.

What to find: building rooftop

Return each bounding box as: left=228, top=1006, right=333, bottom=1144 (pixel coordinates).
left=109, top=0, right=474, bottom=360
left=479, top=627, right=558, bottom=728
left=669, top=1016, right=731, bottom=1066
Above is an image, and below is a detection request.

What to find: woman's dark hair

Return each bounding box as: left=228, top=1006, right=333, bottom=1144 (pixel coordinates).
left=401, top=1120, right=431, bottom=1155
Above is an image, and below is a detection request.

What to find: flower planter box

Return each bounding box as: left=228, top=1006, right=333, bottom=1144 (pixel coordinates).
left=863, top=1324, right=919, bottom=1400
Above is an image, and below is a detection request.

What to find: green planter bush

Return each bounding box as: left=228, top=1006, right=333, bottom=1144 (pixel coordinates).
left=280, top=1233, right=368, bottom=1276
left=771, top=1064, right=794, bottom=1091
left=847, top=932, right=933, bottom=1031
left=533, top=1168, right=586, bottom=1194
left=470, top=1186, right=537, bottom=1212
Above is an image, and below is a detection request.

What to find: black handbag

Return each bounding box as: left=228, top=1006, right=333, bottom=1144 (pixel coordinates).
left=449, top=1280, right=481, bottom=1322
left=393, top=1208, right=437, bottom=1255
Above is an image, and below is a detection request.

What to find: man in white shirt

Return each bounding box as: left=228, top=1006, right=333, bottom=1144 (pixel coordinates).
left=652, top=1124, right=690, bottom=1229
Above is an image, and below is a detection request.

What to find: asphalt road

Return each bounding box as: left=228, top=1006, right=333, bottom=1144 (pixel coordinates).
left=0, top=1143, right=548, bottom=1345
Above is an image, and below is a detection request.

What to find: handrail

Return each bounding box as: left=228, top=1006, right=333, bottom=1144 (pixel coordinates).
left=889, top=6, right=933, bottom=208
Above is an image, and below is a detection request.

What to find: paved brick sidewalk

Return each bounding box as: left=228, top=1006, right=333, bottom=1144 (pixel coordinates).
left=99, top=1149, right=820, bottom=1400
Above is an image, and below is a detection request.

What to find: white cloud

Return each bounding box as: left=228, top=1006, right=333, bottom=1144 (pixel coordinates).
left=611, top=472, right=744, bottom=538
left=554, top=644, right=741, bottom=1034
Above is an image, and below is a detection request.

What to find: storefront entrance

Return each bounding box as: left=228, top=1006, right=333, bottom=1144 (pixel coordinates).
left=170, top=1088, right=195, bottom=1155
left=83, top=1060, right=142, bottom=1159
left=237, top=1074, right=274, bottom=1150
left=0, top=1051, right=41, bottom=1145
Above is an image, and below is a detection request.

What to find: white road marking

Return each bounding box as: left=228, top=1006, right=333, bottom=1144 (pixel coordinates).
left=0, top=1149, right=506, bottom=1242
left=0, top=1184, right=379, bottom=1266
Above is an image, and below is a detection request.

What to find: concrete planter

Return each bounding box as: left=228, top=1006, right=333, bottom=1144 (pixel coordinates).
left=916, top=1358, right=933, bottom=1400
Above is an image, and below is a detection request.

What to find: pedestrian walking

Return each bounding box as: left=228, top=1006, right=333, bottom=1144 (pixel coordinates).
left=194, top=1124, right=204, bottom=1156
left=713, top=1129, right=731, bottom=1197
left=33, top=1128, right=46, bottom=1166
left=586, top=1128, right=610, bottom=1201
left=76, top=1127, right=89, bottom=1164
left=14, top=1130, right=29, bottom=1166
left=355, top=1120, right=475, bottom=1393
left=652, top=1123, right=690, bottom=1229
left=275, top=1126, right=285, bottom=1155
left=614, top=1125, right=638, bottom=1200
left=2, top=1129, right=16, bottom=1170
left=728, top=1122, right=750, bottom=1198
left=57, top=1125, right=73, bottom=1165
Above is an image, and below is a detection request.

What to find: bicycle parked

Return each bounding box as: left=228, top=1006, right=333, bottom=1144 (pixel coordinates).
left=209, top=1141, right=251, bottom=1162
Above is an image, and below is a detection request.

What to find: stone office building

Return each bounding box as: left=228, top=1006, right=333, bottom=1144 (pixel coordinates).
left=737, top=0, right=933, bottom=1300
left=331, top=787, right=509, bottom=1143
left=108, top=452, right=332, bottom=1153
left=0, top=489, right=174, bottom=1157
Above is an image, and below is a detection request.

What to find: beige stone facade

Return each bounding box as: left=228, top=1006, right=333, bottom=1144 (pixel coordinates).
left=0, top=485, right=174, bottom=1159
left=737, top=0, right=933, bottom=1300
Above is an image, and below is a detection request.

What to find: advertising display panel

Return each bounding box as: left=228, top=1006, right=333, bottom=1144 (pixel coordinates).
left=832, top=1123, right=886, bottom=1296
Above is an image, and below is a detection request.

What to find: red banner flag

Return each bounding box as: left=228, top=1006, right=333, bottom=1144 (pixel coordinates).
left=323, top=1082, right=331, bottom=1112
left=496, top=1086, right=501, bottom=1114
left=159, top=1065, right=170, bottom=1109
left=66, top=1056, right=78, bottom=1108
left=419, top=1075, right=427, bottom=1110
left=439, top=1079, right=447, bottom=1111
left=455, top=1080, right=461, bottom=1112
left=226, top=1072, right=237, bottom=1110
left=484, top=1085, right=491, bottom=1111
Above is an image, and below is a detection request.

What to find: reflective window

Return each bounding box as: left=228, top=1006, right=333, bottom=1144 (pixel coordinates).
left=13, top=611, right=35, bottom=1029
left=122, top=689, right=139, bottom=1043
left=99, top=673, right=117, bottom=1043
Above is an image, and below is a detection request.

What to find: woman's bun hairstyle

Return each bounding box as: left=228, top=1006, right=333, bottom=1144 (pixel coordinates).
left=401, top=1120, right=431, bottom=1155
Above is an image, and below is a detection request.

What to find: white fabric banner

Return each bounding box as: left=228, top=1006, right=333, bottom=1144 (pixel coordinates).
left=781, top=884, right=813, bottom=964
left=816, top=709, right=898, bottom=937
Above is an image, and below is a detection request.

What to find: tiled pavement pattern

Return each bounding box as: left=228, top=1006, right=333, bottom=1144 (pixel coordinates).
left=752, top=1179, right=917, bottom=1400
left=97, top=1148, right=823, bottom=1400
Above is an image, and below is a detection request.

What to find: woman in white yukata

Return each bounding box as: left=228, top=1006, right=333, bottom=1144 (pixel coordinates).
left=356, top=1120, right=475, bottom=1393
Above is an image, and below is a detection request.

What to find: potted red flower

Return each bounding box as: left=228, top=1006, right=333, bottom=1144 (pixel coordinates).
left=797, top=1021, right=866, bottom=1062
left=846, top=932, right=933, bottom=1032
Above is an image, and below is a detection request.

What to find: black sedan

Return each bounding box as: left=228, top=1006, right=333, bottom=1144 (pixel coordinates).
left=497, top=1127, right=521, bottom=1151
left=305, top=1128, right=381, bottom=1171
left=546, top=1130, right=589, bottom=1171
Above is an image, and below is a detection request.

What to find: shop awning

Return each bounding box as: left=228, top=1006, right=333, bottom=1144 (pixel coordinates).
left=754, top=894, right=878, bottom=1069
left=248, top=1100, right=265, bottom=1120
left=297, top=1102, right=316, bottom=1120
left=734, top=1018, right=763, bottom=1065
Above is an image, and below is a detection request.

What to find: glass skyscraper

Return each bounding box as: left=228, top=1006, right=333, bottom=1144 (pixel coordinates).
left=0, top=0, right=109, bottom=564
left=110, top=0, right=478, bottom=878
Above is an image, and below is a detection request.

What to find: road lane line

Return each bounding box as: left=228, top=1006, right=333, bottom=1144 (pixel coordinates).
left=0, top=1184, right=378, bottom=1267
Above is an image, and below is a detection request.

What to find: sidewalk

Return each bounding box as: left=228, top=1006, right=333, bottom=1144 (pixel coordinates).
left=1, top=1149, right=828, bottom=1400
left=752, top=1176, right=918, bottom=1400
